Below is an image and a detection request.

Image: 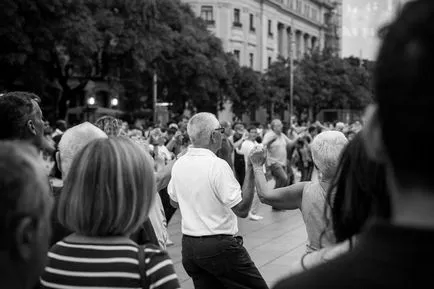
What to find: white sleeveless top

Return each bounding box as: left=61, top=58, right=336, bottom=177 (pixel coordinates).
left=301, top=181, right=336, bottom=252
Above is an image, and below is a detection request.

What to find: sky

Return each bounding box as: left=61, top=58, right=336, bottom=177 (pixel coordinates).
left=341, top=0, right=405, bottom=60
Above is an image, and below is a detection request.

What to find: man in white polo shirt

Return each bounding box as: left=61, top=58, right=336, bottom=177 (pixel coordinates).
left=168, top=112, right=268, bottom=289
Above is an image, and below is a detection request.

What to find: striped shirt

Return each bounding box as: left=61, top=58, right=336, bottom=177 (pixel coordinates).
left=40, top=240, right=180, bottom=289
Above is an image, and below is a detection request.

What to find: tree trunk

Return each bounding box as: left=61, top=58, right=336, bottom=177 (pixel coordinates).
left=57, top=80, right=89, bottom=120
left=57, top=88, right=71, bottom=120
left=308, top=106, right=314, bottom=121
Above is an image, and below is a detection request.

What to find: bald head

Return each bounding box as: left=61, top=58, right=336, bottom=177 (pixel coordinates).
left=271, top=119, right=283, bottom=134
left=220, top=120, right=231, bottom=128
left=57, top=122, right=107, bottom=178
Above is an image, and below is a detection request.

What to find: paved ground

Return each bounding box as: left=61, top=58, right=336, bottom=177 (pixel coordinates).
left=166, top=203, right=307, bottom=288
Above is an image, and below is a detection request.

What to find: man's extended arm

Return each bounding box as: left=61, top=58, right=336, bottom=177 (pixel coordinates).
left=231, top=165, right=255, bottom=218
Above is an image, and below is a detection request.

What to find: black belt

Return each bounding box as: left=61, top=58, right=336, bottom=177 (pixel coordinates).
left=183, top=234, right=244, bottom=245
left=183, top=234, right=234, bottom=238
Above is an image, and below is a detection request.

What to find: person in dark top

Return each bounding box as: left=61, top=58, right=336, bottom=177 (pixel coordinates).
left=216, top=120, right=234, bottom=169
left=273, top=1, right=434, bottom=288
left=232, top=122, right=246, bottom=185
left=0, top=142, right=53, bottom=289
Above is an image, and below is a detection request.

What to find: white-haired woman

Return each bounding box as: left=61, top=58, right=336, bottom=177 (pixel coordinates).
left=41, top=137, right=180, bottom=289
left=253, top=131, right=349, bottom=252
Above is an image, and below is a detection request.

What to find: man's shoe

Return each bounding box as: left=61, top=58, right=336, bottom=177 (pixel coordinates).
left=166, top=238, right=174, bottom=247
left=249, top=213, right=264, bottom=221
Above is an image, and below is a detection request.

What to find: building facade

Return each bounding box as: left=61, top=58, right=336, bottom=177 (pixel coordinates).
left=184, top=0, right=341, bottom=72
left=182, top=0, right=342, bottom=123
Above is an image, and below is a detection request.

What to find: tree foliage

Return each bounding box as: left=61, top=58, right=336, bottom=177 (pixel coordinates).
left=231, top=66, right=264, bottom=118
left=0, top=0, right=237, bottom=119
left=263, top=50, right=374, bottom=120
left=0, top=0, right=374, bottom=122
left=263, top=56, right=292, bottom=117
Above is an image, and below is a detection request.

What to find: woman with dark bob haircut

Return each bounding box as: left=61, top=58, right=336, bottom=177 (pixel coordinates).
left=288, top=132, right=391, bottom=275
left=41, top=137, right=180, bottom=289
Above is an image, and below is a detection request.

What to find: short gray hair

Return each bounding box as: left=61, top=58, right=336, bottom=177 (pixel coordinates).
left=187, top=113, right=219, bottom=146
left=271, top=119, right=282, bottom=129
left=311, top=131, right=348, bottom=180
left=58, top=122, right=107, bottom=178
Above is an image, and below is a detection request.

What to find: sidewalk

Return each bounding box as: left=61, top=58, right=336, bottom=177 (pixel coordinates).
left=166, top=204, right=307, bottom=288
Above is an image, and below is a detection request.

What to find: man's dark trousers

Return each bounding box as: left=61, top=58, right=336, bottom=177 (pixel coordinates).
left=182, top=235, right=269, bottom=289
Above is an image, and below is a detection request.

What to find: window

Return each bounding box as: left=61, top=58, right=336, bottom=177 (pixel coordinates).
left=268, top=19, right=273, bottom=36
left=249, top=53, right=254, bottom=68
left=234, top=50, right=240, bottom=62
left=296, top=0, right=302, bottom=12
left=268, top=57, right=272, bottom=67
left=233, top=9, right=242, bottom=27
left=312, top=8, right=318, bottom=21
left=200, top=6, right=214, bottom=23
left=249, top=14, right=255, bottom=32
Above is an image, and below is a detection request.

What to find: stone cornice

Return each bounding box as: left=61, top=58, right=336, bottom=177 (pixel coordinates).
left=264, top=0, right=325, bottom=28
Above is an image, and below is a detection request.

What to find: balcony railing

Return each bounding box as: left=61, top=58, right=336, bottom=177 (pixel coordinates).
left=233, top=22, right=242, bottom=28
left=205, top=19, right=215, bottom=26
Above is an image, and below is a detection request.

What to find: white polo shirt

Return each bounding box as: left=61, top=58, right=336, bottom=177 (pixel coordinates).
left=168, top=147, right=242, bottom=236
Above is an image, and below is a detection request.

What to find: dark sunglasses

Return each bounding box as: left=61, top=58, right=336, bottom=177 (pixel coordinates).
left=215, top=127, right=225, bottom=133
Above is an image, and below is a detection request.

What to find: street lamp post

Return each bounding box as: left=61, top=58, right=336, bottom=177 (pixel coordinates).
left=289, top=29, right=295, bottom=125
left=153, top=72, right=158, bottom=124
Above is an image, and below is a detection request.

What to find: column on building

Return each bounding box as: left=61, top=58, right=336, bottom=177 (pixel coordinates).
left=311, top=36, right=318, bottom=52
left=281, top=24, right=288, bottom=59
left=287, top=27, right=293, bottom=60
left=277, top=23, right=282, bottom=57
left=319, top=29, right=326, bottom=51
left=295, top=30, right=302, bottom=59
left=299, top=30, right=305, bottom=58
left=304, top=33, right=311, bottom=55
left=278, top=23, right=284, bottom=58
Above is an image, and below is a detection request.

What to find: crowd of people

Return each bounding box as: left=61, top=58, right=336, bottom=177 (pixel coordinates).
left=0, top=1, right=433, bottom=288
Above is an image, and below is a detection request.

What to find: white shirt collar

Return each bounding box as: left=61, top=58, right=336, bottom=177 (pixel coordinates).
left=187, top=147, right=216, bottom=157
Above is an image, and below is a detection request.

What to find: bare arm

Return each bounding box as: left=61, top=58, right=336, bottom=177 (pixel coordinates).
left=233, top=137, right=246, bottom=150
left=170, top=199, right=178, bottom=208
left=165, top=138, right=177, bottom=152
left=231, top=165, right=255, bottom=218
left=254, top=170, right=307, bottom=210
left=166, top=131, right=182, bottom=152
left=262, top=132, right=278, bottom=149
left=249, top=146, right=307, bottom=210
left=314, top=121, right=330, bottom=131
left=155, top=160, right=174, bottom=192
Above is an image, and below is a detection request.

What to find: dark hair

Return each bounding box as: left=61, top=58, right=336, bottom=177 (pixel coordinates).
left=0, top=91, right=41, bottom=141
left=302, top=134, right=312, bottom=144
left=325, top=133, right=391, bottom=243
left=308, top=125, right=317, bottom=134
left=247, top=125, right=257, bottom=132
left=232, top=122, right=244, bottom=130
left=296, top=138, right=305, bottom=147
left=55, top=120, right=67, bottom=131
left=167, top=127, right=177, bottom=135
left=375, top=0, right=434, bottom=189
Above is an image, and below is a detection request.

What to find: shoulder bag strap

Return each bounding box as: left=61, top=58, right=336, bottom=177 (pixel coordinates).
left=137, top=244, right=151, bottom=289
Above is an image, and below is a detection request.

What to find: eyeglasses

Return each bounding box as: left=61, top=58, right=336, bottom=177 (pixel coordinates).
left=214, top=127, right=225, bottom=134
